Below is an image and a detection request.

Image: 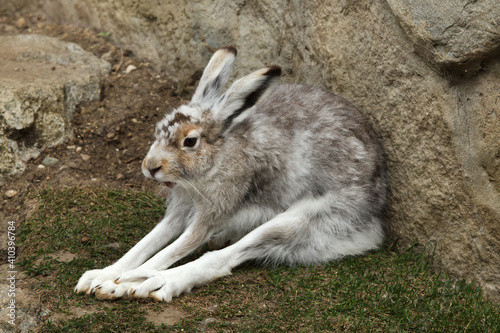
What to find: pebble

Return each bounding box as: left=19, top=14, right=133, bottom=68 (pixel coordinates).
left=37, top=164, right=45, bottom=169
left=75, top=146, right=82, bottom=153
left=116, top=173, right=124, bottom=180
left=80, top=154, right=91, bottom=161
left=42, top=156, right=59, bottom=166
left=5, top=190, right=19, bottom=198
left=15, top=17, right=27, bottom=29
left=125, top=64, right=137, bottom=74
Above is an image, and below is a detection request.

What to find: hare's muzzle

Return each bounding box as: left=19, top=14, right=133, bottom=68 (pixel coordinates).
left=148, top=166, right=161, bottom=177
left=142, top=157, right=177, bottom=188
left=142, top=157, right=161, bottom=180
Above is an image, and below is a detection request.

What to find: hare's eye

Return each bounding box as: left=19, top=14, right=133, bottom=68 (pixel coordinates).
left=183, top=137, right=198, bottom=148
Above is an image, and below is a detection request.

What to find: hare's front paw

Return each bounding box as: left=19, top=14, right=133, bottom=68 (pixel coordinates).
left=94, top=280, right=141, bottom=300
left=131, top=270, right=190, bottom=301
left=74, top=267, right=121, bottom=295
left=74, top=268, right=160, bottom=300
left=115, top=267, right=160, bottom=284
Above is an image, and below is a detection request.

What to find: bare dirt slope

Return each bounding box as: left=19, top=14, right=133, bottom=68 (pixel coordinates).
left=0, top=13, right=188, bottom=226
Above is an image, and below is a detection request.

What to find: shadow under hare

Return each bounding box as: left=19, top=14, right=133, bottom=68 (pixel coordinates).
left=75, top=46, right=386, bottom=302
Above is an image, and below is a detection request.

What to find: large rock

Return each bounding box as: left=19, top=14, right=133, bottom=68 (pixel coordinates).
left=2, top=1, right=499, bottom=302
left=0, top=34, right=110, bottom=183
left=387, top=0, right=500, bottom=73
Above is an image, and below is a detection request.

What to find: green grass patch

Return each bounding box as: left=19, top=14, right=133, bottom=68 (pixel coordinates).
left=18, top=187, right=500, bottom=332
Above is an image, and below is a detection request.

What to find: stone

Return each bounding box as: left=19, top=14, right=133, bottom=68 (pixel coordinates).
left=4, top=190, right=18, bottom=198
left=2, top=0, right=499, bottom=303
left=41, top=156, right=59, bottom=167
left=0, top=34, right=110, bottom=184
left=386, top=0, right=500, bottom=74
left=125, top=64, right=137, bottom=73
left=15, top=17, right=27, bottom=29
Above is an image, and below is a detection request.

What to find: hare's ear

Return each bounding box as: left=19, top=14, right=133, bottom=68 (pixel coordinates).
left=191, top=47, right=237, bottom=107
left=213, top=66, right=281, bottom=130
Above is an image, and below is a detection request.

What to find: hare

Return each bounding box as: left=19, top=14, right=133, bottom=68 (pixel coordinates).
left=75, top=47, right=386, bottom=302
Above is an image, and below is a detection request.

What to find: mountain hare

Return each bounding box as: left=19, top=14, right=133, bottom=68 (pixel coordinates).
left=75, top=47, right=386, bottom=302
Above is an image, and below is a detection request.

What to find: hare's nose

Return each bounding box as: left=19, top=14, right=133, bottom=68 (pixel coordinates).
left=149, top=166, right=161, bottom=177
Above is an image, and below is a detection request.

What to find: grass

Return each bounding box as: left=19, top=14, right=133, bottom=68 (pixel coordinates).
left=97, top=32, right=111, bottom=38
left=18, top=187, right=500, bottom=332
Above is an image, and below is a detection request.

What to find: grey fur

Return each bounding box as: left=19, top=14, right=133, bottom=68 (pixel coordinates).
left=145, top=80, right=387, bottom=265
left=75, top=48, right=387, bottom=301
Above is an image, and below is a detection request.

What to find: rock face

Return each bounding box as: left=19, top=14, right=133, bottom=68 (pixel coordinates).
left=387, top=0, right=500, bottom=73
left=0, top=34, right=110, bottom=184
left=1, top=1, right=499, bottom=302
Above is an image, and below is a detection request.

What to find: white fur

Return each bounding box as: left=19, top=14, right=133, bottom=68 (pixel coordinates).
left=191, top=48, right=236, bottom=108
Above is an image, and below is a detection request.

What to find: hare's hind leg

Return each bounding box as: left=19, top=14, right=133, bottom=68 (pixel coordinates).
left=129, top=195, right=383, bottom=301
left=226, top=195, right=384, bottom=266
left=208, top=205, right=277, bottom=250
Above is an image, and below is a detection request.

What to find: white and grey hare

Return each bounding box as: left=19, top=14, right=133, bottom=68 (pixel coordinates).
left=75, top=47, right=387, bottom=302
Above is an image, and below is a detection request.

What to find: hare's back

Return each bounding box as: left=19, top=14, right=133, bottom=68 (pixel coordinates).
left=249, top=84, right=386, bottom=207
left=257, top=84, right=380, bottom=149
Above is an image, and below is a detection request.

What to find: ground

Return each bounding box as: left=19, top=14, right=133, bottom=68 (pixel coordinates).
left=0, top=12, right=187, bottom=223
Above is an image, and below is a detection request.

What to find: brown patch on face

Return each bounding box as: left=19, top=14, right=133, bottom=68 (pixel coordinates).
left=175, top=123, right=201, bottom=148
left=159, top=158, right=181, bottom=179
left=168, top=123, right=202, bottom=176
left=159, top=158, right=169, bottom=171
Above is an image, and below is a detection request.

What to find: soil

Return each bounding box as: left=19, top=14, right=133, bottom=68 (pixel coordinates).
left=0, top=12, right=191, bottom=225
